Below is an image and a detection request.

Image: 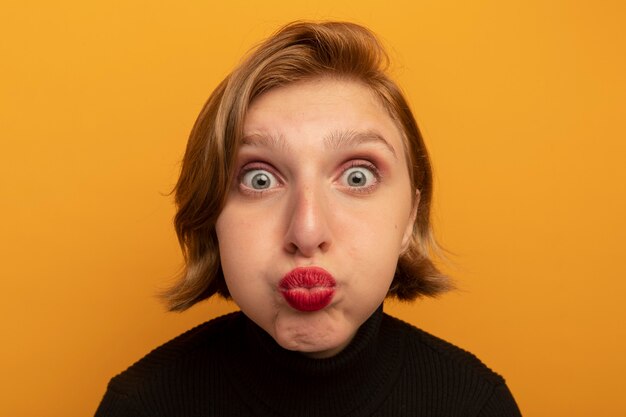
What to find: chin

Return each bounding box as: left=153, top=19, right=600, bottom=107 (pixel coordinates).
left=299, top=343, right=348, bottom=359
left=272, top=319, right=354, bottom=358
left=280, top=338, right=349, bottom=359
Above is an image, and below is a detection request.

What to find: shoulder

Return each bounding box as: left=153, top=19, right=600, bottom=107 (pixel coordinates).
left=105, top=311, right=243, bottom=395
left=382, top=314, right=522, bottom=416
left=384, top=313, right=506, bottom=385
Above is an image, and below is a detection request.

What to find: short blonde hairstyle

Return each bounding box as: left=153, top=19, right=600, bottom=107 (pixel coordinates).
left=164, top=21, right=451, bottom=311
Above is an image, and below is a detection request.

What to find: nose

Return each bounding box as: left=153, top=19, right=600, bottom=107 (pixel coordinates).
left=283, top=184, right=332, bottom=257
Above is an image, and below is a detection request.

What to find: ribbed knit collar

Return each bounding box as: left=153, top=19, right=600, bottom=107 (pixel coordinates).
left=221, top=305, right=406, bottom=417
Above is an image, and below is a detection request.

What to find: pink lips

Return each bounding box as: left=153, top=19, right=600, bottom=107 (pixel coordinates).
left=279, top=266, right=336, bottom=312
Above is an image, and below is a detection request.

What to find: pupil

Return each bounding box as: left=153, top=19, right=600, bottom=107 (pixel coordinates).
left=348, top=171, right=365, bottom=186
left=252, top=173, right=269, bottom=189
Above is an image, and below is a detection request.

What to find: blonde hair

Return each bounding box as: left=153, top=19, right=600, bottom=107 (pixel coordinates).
left=164, top=21, right=451, bottom=311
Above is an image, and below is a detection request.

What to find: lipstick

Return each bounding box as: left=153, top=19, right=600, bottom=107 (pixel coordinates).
left=279, top=267, right=336, bottom=312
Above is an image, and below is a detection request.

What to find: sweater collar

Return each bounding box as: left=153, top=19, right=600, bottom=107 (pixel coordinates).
left=245, top=304, right=385, bottom=376
left=222, top=305, right=406, bottom=417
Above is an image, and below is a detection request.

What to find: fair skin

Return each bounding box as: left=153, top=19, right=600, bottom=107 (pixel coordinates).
left=215, top=77, right=417, bottom=358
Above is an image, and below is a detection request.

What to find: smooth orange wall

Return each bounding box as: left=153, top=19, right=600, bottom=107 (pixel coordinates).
left=2, top=1, right=625, bottom=416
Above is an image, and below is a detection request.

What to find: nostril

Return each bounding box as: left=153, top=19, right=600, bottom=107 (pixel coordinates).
left=284, top=241, right=298, bottom=254
left=318, top=240, right=331, bottom=253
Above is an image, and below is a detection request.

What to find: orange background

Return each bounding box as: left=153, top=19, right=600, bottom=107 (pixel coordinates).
left=2, top=1, right=625, bottom=416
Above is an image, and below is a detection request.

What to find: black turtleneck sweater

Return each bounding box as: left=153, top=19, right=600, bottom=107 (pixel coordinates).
left=95, top=307, right=522, bottom=416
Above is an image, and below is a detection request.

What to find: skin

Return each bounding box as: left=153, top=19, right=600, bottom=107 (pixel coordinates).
left=215, top=77, right=417, bottom=358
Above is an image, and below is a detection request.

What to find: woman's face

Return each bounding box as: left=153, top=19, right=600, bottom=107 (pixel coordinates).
left=215, top=78, right=416, bottom=358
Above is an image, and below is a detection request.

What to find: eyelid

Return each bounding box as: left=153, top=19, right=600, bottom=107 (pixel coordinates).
left=342, top=160, right=381, bottom=179
left=238, top=161, right=280, bottom=180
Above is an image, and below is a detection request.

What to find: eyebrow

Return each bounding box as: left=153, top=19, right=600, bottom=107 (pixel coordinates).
left=324, top=129, right=397, bottom=159
left=241, top=133, right=290, bottom=152
left=242, top=129, right=397, bottom=158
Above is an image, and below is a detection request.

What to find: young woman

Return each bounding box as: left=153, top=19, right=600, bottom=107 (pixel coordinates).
left=96, top=21, right=522, bottom=416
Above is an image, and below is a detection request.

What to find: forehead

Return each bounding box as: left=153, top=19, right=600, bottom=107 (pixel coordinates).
left=243, top=78, right=405, bottom=156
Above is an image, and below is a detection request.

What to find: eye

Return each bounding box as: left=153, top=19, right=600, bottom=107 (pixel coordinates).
left=240, top=169, right=279, bottom=191
left=340, top=165, right=378, bottom=189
